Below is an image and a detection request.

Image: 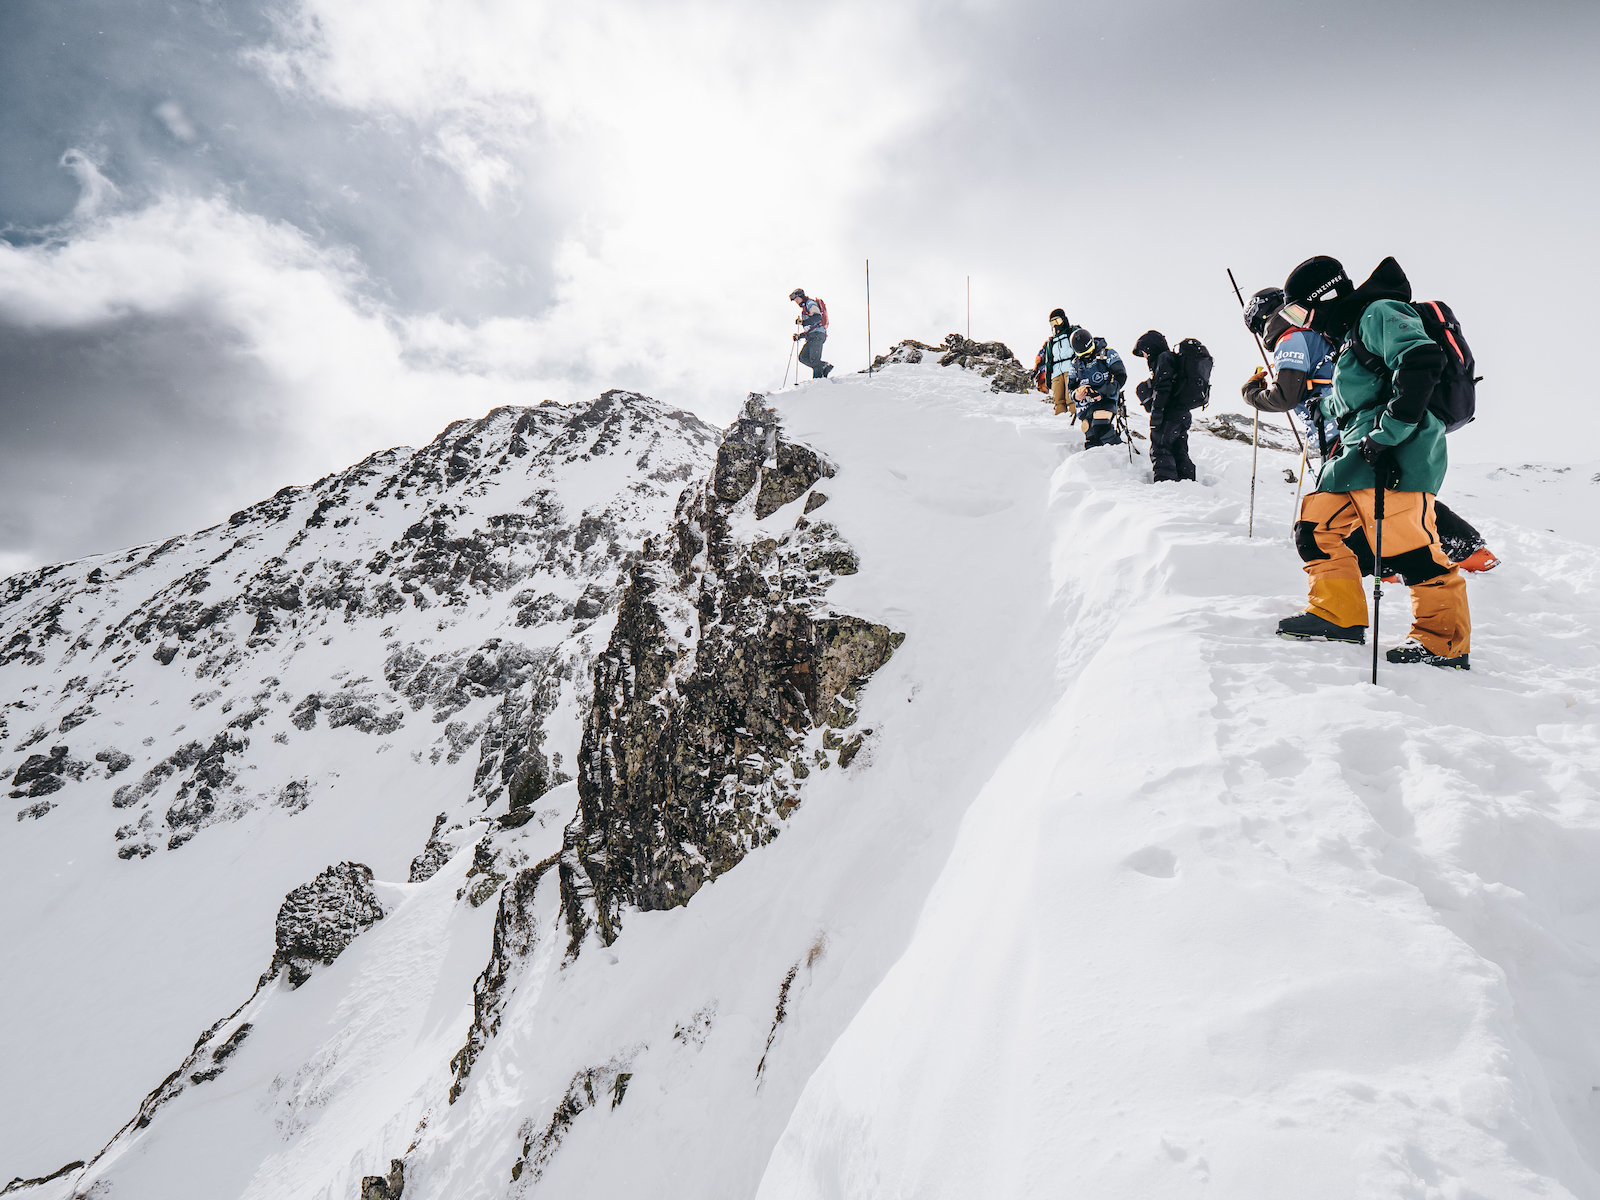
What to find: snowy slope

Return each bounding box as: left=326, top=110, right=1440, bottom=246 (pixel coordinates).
left=0, top=392, right=719, bottom=1179
left=8, top=361, right=1600, bottom=1200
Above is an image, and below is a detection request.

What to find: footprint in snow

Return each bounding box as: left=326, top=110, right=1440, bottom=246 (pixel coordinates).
left=1123, top=846, right=1177, bottom=878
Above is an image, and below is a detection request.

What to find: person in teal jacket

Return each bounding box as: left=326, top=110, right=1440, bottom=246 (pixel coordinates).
left=1273, top=256, right=1471, bottom=669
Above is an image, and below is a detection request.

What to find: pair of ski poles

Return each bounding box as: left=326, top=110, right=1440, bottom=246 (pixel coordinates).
left=782, top=333, right=805, bottom=389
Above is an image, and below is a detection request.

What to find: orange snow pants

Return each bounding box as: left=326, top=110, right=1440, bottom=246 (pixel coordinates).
left=1295, top=489, right=1470, bottom=658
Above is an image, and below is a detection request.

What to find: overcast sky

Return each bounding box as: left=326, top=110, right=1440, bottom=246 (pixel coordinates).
left=3, top=0, right=1597, bottom=573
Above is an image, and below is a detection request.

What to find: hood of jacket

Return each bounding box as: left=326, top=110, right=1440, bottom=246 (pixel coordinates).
left=1133, top=330, right=1169, bottom=359
left=1312, top=256, right=1411, bottom=341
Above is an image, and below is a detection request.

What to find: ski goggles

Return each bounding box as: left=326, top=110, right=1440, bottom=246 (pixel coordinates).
left=1277, top=300, right=1314, bottom=328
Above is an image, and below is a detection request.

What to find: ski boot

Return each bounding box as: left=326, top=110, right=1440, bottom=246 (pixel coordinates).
left=1385, top=639, right=1470, bottom=670
left=1455, top=547, right=1500, bottom=573
left=1277, top=612, right=1366, bottom=644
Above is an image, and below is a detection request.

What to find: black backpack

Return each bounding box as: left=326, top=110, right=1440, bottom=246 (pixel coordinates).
left=1173, top=339, right=1213, bottom=409
left=1346, top=300, right=1477, bottom=432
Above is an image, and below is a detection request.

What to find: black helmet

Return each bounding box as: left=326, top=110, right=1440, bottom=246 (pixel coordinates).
left=788, top=288, right=806, bottom=301
left=1244, top=287, right=1284, bottom=338
left=1132, top=330, right=1168, bottom=359
left=1283, top=256, right=1351, bottom=307
left=1069, top=328, right=1094, bottom=356
left=1049, top=308, right=1069, bottom=329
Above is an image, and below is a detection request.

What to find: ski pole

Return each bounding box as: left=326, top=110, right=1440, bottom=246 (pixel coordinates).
left=782, top=337, right=795, bottom=389
left=1248, top=410, right=1259, bottom=537
left=1371, top=474, right=1385, bottom=685
left=1228, top=268, right=1265, bottom=538
left=1290, top=445, right=1307, bottom=528
left=1227, top=267, right=1276, bottom=378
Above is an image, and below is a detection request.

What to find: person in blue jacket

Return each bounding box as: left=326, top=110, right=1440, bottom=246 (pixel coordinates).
left=1064, top=328, right=1126, bottom=448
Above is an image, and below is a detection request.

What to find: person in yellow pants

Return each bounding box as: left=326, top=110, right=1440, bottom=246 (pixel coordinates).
left=1296, top=490, right=1470, bottom=659
left=1273, top=253, right=1471, bottom=670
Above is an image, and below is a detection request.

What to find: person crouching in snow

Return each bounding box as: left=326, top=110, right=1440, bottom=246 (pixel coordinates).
left=790, top=288, right=833, bottom=379
left=1273, top=255, right=1471, bottom=669
left=1064, top=328, right=1126, bottom=448
left=1241, top=288, right=1500, bottom=577
left=1131, top=331, right=1196, bottom=482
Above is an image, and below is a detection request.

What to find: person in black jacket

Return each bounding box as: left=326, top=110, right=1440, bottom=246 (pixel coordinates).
left=1065, top=328, right=1127, bottom=448
left=1132, top=330, right=1196, bottom=482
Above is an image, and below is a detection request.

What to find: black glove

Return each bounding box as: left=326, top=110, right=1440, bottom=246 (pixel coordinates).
left=1358, top=434, right=1390, bottom=465
left=1359, top=435, right=1401, bottom=488
left=1135, top=379, right=1153, bottom=411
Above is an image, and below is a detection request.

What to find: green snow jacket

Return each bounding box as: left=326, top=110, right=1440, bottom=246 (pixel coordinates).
left=1315, top=264, right=1448, bottom=496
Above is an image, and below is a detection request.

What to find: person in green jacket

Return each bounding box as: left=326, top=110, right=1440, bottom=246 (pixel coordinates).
left=1273, top=255, right=1471, bottom=669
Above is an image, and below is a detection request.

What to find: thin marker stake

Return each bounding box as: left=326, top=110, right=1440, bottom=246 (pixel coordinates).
left=966, top=275, right=970, bottom=340
left=1227, top=267, right=1309, bottom=534
left=866, top=259, right=872, bottom=377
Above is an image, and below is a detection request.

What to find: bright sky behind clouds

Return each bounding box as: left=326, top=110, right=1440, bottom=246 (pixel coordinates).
left=2, top=0, right=1597, bottom=572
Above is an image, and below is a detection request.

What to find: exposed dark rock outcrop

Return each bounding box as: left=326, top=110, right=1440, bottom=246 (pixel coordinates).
left=506, top=1052, right=640, bottom=1186
left=410, top=812, right=456, bottom=882
left=871, top=334, right=1035, bottom=393
left=8, top=745, right=86, bottom=799
left=1199, top=412, right=1297, bottom=452
left=266, top=862, right=385, bottom=989
left=562, top=396, right=899, bottom=944
left=449, top=394, right=901, bottom=1101
left=361, top=1159, right=405, bottom=1200
left=0, top=1159, right=86, bottom=1195
left=450, top=855, right=560, bottom=1103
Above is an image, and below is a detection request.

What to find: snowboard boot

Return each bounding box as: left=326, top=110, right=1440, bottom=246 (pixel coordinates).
left=1455, top=547, right=1500, bottom=573
left=819, top=363, right=834, bottom=378
left=1277, top=612, right=1366, bottom=644
left=1385, top=638, right=1470, bottom=670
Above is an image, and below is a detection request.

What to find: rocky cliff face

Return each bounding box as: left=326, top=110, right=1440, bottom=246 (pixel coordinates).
left=450, top=394, right=901, bottom=1100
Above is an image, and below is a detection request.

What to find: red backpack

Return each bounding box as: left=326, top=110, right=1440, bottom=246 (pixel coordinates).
left=813, top=297, right=828, bottom=330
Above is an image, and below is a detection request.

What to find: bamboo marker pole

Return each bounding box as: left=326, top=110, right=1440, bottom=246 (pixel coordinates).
left=1228, top=268, right=1265, bottom=537
left=866, top=259, right=872, bottom=377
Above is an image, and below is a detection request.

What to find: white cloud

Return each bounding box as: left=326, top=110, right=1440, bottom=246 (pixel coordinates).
left=241, top=0, right=956, bottom=405
left=59, top=149, right=121, bottom=221
left=154, top=100, right=197, bottom=143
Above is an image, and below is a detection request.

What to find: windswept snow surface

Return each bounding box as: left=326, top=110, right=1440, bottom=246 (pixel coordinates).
left=756, top=384, right=1600, bottom=1198
left=9, top=362, right=1600, bottom=1199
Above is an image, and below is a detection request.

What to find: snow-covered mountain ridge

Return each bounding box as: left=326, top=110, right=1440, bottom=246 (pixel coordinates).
left=6, top=360, right=1600, bottom=1200
left=1, top=390, right=721, bottom=1179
